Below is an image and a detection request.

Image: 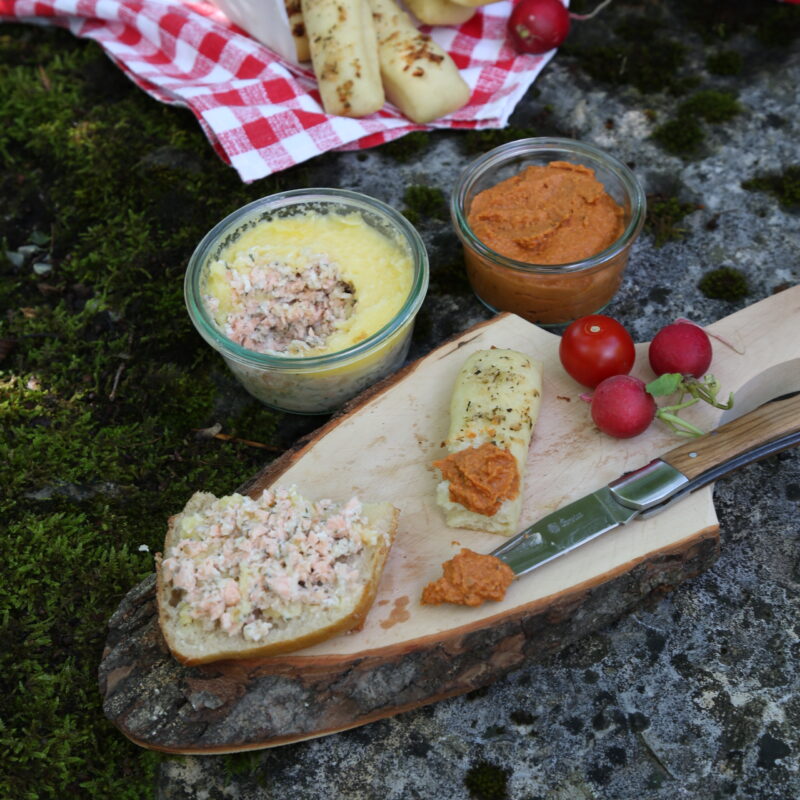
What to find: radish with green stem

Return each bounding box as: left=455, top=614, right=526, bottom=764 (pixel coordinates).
left=587, top=372, right=734, bottom=440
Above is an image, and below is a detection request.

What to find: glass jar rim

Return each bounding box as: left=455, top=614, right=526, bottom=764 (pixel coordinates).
left=450, top=137, right=646, bottom=274
left=184, top=188, right=429, bottom=370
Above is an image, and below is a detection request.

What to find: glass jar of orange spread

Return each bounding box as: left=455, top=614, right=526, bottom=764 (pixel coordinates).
left=451, top=138, right=646, bottom=326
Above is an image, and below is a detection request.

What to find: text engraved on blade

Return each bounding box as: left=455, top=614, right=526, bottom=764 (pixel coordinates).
left=546, top=511, right=584, bottom=534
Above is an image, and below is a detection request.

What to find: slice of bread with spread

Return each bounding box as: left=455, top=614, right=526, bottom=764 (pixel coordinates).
left=156, top=486, right=398, bottom=665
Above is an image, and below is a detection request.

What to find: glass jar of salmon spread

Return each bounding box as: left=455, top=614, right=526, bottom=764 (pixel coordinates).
left=450, top=138, right=646, bottom=326
left=185, top=189, right=429, bottom=414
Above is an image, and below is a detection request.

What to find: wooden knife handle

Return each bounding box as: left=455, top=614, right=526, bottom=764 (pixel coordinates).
left=661, top=393, right=800, bottom=480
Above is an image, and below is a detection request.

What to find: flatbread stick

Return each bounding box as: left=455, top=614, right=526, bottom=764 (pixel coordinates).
left=434, top=349, right=543, bottom=536
left=368, top=0, right=471, bottom=123
left=302, top=0, right=385, bottom=117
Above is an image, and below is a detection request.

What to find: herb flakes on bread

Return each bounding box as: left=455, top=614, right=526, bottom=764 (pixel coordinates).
left=156, top=486, right=398, bottom=665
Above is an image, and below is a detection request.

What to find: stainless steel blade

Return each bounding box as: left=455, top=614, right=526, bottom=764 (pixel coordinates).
left=490, top=488, right=641, bottom=576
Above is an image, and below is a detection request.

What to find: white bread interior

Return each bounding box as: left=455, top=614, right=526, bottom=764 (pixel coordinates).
left=156, top=490, right=398, bottom=666
left=436, top=478, right=522, bottom=535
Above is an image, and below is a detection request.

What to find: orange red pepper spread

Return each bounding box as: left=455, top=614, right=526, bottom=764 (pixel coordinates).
left=433, top=441, right=519, bottom=517
left=466, top=161, right=625, bottom=265
left=421, top=548, right=515, bottom=607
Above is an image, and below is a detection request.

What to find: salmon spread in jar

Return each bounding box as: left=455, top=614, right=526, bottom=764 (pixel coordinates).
left=186, top=189, right=429, bottom=414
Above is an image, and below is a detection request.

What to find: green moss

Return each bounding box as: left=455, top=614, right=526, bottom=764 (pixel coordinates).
left=427, top=257, right=471, bottom=301
left=674, top=0, right=800, bottom=46
left=674, top=0, right=763, bottom=42
left=0, top=23, right=301, bottom=799
left=644, top=195, right=697, bottom=247
left=402, top=184, right=447, bottom=225
left=706, top=50, right=743, bottom=76
left=509, top=709, right=536, bottom=725
left=464, top=760, right=510, bottom=800
left=223, top=751, right=268, bottom=784
left=651, top=118, right=705, bottom=157
left=756, top=5, right=800, bottom=47
left=380, top=131, right=430, bottom=162
left=742, top=165, right=800, bottom=209
left=651, top=88, right=742, bottom=158
left=564, top=13, right=691, bottom=96
left=678, top=90, right=742, bottom=123
left=698, top=266, right=750, bottom=301
left=462, top=126, right=538, bottom=155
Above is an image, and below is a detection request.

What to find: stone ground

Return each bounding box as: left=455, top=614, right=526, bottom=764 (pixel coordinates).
left=157, top=3, right=800, bottom=798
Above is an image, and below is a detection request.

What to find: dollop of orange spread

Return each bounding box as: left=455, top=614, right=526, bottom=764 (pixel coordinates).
left=466, top=161, right=625, bottom=265
left=421, top=548, right=515, bottom=607
left=433, top=442, right=519, bottom=516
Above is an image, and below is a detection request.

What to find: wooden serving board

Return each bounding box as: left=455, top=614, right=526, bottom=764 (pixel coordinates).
left=100, top=285, right=800, bottom=754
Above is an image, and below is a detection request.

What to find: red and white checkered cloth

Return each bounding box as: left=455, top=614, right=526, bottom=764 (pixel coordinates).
left=1, top=0, right=560, bottom=182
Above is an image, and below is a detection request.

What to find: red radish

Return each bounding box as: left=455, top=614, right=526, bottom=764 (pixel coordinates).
left=508, top=0, right=613, bottom=56
left=590, top=375, right=656, bottom=438
left=508, top=0, right=570, bottom=55
left=649, top=322, right=713, bottom=378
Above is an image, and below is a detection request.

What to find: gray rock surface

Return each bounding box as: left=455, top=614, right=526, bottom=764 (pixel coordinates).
left=156, top=4, right=800, bottom=798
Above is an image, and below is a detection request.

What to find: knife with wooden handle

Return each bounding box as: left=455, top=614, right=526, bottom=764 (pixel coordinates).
left=492, top=392, right=800, bottom=577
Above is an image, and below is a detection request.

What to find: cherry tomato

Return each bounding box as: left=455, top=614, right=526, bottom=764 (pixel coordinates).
left=508, top=0, right=571, bottom=56
left=559, top=314, right=636, bottom=388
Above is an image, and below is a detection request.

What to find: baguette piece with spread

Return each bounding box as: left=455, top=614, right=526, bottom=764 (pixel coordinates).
left=434, top=349, right=542, bottom=535
left=368, top=0, right=471, bottom=123
left=302, top=0, right=385, bottom=117
left=156, top=486, right=398, bottom=665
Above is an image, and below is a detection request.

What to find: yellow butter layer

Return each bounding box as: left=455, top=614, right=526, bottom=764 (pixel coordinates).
left=205, top=210, right=414, bottom=355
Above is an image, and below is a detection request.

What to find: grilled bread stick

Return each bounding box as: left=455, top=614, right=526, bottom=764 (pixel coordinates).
left=368, top=0, right=471, bottom=123
left=434, top=349, right=543, bottom=535
left=302, top=0, right=385, bottom=117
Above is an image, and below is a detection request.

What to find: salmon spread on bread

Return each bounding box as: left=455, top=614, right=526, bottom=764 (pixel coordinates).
left=156, top=486, right=398, bottom=664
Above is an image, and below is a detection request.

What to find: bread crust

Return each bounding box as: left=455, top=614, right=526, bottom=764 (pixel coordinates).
left=156, top=495, right=398, bottom=666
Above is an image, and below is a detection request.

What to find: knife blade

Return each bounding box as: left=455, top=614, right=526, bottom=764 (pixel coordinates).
left=491, top=392, right=800, bottom=577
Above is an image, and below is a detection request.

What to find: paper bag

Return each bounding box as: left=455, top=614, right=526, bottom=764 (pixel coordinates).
left=209, top=0, right=307, bottom=65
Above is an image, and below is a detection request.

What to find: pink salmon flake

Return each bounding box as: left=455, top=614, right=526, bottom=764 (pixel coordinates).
left=207, top=248, right=356, bottom=355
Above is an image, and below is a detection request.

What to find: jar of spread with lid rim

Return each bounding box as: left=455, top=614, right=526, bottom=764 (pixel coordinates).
left=450, top=137, right=646, bottom=327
